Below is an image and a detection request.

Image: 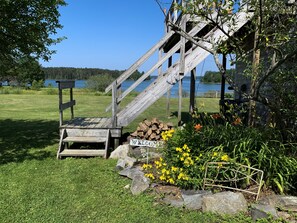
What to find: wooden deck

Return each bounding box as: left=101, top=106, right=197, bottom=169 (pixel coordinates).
left=60, top=117, right=122, bottom=138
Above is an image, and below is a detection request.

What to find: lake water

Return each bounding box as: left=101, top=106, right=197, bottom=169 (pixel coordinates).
left=45, top=77, right=232, bottom=98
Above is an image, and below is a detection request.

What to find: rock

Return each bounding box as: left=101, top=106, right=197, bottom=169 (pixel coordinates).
left=162, top=196, right=184, bottom=208
left=202, top=192, right=248, bottom=215
left=278, top=196, right=297, bottom=212
left=130, top=174, right=150, bottom=195
left=251, top=204, right=279, bottom=221
left=181, top=190, right=212, bottom=210
left=119, top=167, right=144, bottom=180
left=124, top=156, right=136, bottom=168
left=259, top=195, right=297, bottom=212
left=115, top=159, right=126, bottom=171
left=110, top=144, right=131, bottom=159
left=123, top=184, right=130, bottom=190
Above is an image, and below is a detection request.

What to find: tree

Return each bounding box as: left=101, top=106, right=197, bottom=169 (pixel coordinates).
left=162, top=0, right=297, bottom=131
left=86, top=75, right=115, bottom=92
left=0, top=0, right=66, bottom=81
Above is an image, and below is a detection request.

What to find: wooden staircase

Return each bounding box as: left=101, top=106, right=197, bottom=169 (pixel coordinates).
left=105, top=1, right=254, bottom=127
left=57, top=128, right=110, bottom=159
left=56, top=81, right=121, bottom=159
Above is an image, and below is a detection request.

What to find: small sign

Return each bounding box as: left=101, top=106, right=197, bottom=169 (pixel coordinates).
left=130, top=139, right=163, bottom=148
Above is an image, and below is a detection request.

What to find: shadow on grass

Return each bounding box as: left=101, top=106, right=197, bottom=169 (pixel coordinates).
left=0, top=119, right=59, bottom=165
left=170, top=111, right=192, bottom=124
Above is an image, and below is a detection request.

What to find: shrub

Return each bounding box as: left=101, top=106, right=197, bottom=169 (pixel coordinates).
left=86, top=74, right=115, bottom=92
left=31, top=80, right=44, bottom=90
left=145, top=112, right=297, bottom=194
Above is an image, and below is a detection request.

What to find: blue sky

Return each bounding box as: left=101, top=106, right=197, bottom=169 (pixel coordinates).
left=41, top=0, right=220, bottom=76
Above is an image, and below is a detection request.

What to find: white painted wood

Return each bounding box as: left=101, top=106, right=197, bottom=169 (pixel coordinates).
left=63, top=136, right=106, bottom=143
left=105, top=30, right=175, bottom=93
left=116, top=11, right=253, bottom=126
left=59, top=149, right=105, bottom=157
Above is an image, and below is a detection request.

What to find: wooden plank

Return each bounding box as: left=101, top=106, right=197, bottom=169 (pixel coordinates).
left=56, top=80, right=75, bottom=89
left=189, top=68, right=196, bottom=113
left=57, top=128, right=67, bottom=159
left=59, top=149, right=105, bottom=157
left=118, top=41, right=181, bottom=102
left=60, top=100, right=76, bottom=111
left=63, top=136, right=106, bottom=143
left=111, top=82, right=117, bottom=127
left=66, top=129, right=108, bottom=137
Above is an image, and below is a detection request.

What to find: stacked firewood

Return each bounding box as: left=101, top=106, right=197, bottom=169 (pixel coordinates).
left=130, top=118, right=174, bottom=141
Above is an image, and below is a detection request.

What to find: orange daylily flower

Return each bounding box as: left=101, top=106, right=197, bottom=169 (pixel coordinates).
left=212, top=113, right=221, bottom=119
left=233, top=117, right=242, bottom=125
left=194, top=124, right=203, bottom=131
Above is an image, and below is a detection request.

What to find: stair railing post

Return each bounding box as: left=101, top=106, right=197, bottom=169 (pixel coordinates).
left=58, top=82, right=63, bottom=127
left=178, top=3, right=186, bottom=125
left=112, top=81, right=118, bottom=127
left=189, top=68, right=196, bottom=113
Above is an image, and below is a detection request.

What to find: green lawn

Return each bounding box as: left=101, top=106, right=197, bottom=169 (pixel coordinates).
left=0, top=91, right=254, bottom=222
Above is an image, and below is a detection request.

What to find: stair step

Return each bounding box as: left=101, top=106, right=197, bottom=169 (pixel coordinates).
left=63, top=136, right=106, bottom=143
left=59, top=149, right=105, bottom=157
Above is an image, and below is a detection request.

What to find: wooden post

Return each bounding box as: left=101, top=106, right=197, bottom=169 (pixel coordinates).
left=58, top=86, right=63, bottom=127
left=220, top=54, right=227, bottom=113
left=166, top=56, right=172, bottom=117
left=158, top=48, right=163, bottom=76
left=70, top=87, right=74, bottom=120
left=189, top=68, right=196, bottom=113
left=178, top=6, right=186, bottom=125
left=112, top=81, right=118, bottom=127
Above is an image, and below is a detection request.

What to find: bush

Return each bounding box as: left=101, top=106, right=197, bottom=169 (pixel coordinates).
left=86, top=75, right=115, bottom=92
left=31, top=80, right=44, bottom=90
left=144, top=112, right=297, bottom=194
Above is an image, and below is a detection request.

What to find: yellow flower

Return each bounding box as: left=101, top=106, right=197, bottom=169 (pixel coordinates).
left=182, top=152, right=190, bottom=157
left=161, top=129, right=175, bottom=141
left=154, top=160, right=162, bottom=169
left=159, top=175, right=166, bottom=181
left=171, top=166, right=178, bottom=172
left=182, top=144, right=191, bottom=152
left=144, top=173, right=155, bottom=180
left=180, top=157, right=185, bottom=161
left=178, top=172, right=189, bottom=181
left=212, top=152, right=218, bottom=157
left=168, top=178, right=175, bottom=184
left=221, top=154, right=230, bottom=162
left=195, top=154, right=202, bottom=161
left=176, top=147, right=183, bottom=153
left=178, top=172, right=185, bottom=180
left=161, top=168, right=167, bottom=174
left=142, top=164, right=152, bottom=170
left=184, top=157, right=194, bottom=167
left=217, top=163, right=223, bottom=168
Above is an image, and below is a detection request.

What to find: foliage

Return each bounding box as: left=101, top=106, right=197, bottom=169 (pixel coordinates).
left=173, top=0, right=297, bottom=127
left=201, top=69, right=236, bottom=83
left=0, top=0, right=66, bottom=79
left=145, top=112, right=297, bottom=194
left=31, top=80, right=45, bottom=91
left=85, top=74, right=115, bottom=92
left=43, top=67, right=149, bottom=81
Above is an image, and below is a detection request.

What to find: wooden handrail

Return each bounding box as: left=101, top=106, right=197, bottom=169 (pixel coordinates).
left=105, top=30, right=175, bottom=93
left=56, top=80, right=76, bottom=127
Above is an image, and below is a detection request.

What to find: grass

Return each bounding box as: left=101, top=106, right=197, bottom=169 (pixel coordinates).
left=0, top=89, right=256, bottom=222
